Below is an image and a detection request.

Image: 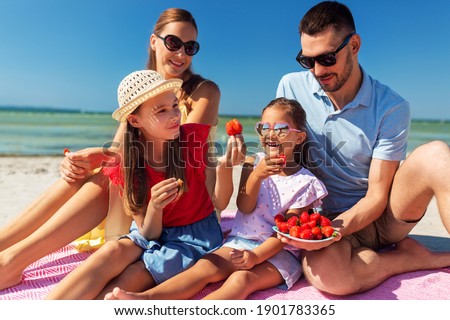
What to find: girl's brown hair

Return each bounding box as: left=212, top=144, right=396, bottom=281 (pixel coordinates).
left=261, top=97, right=309, bottom=166
left=122, top=114, right=187, bottom=217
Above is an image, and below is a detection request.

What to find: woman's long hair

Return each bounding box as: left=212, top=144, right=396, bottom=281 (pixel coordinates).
left=146, top=8, right=206, bottom=105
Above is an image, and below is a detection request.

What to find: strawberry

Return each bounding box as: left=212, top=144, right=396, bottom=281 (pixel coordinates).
left=311, top=226, right=322, bottom=238
left=313, top=232, right=323, bottom=240
left=277, top=153, right=286, bottom=165
left=321, top=226, right=336, bottom=238
left=287, top=216, right=299, bottom=228
left=300, top=229, right=314, bottom=240
left=319, top=216, right=332, bottom=227
left=307, top=220, right=317, bottom=228
left=289, top=225, right=302, bottom=238
left=274, top=214, right=286, bottom=223
left=176, top=178, right=184, bottom=192
left=309, top=212, right=321, bottom=223
left=276, top=221, right=289, bottom=233
left=301, top=223, right=311, bottom=230
left=299, top=211, right=310, bottom=224
left=225, top=118, right=243, bottom=136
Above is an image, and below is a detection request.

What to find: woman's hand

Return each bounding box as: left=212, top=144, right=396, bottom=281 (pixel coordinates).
left=60, top=147, right=118, bottom=182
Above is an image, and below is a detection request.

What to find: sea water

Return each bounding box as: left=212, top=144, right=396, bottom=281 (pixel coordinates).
left=0, top=108, right=448, bottom=156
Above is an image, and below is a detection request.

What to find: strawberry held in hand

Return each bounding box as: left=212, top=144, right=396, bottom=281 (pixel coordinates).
left=277, top=153, right=286, bottom=165
left=225, top=118, right=243, bottom=136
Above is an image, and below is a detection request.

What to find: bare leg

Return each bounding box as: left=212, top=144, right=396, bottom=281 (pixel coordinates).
left=95, top=259, right=155, bottom=300
left=390, top=141, right=450, bottom=230
left=203, top=261, right=284, bottom=300
left=46, top=238, right=142, bottom=300
left=303, top=236, right=450, bottom=295
left=303, top=141, right=450, bottom=296
left=0, top=172, right=109, bottom=290
left=0, top=178, right=87, bottom=251
left=104, top=247, right=237, bottom=300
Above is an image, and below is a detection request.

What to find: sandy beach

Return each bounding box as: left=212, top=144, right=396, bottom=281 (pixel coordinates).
left=0, top=156, right=243, bottom=227
left=1, top=156, right=448, bottom=251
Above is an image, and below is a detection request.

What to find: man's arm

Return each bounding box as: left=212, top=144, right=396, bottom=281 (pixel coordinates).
left=333, top=158, right=400, bottom=236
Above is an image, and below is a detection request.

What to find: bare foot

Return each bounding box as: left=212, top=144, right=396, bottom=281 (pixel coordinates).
left=0, top=253, right=24, bottom=290
left=104, top=287, right=148, bottom=300
left=395, top=236, right=450, bottom=270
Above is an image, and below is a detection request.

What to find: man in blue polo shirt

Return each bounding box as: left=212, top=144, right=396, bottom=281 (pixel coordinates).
left=277, top=1, right=450, bottom=295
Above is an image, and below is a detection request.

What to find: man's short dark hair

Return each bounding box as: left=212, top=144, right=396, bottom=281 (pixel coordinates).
left=299, top=1, right=356, bottom=35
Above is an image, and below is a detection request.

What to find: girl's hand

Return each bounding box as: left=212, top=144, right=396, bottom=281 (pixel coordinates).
left=252, top=154, right=285, bottom=180
left=148, top=178, right=180, bottom=210
left=136, top=179, right=179, bottom=240
left=219, top=134, right=246, bottom=167
left=60, top=147, right=118, bottom=182
left=229, top=249, right=258, bottom=270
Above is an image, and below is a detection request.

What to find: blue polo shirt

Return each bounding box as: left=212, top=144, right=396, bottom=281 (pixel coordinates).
left=276, top=68, right=410, bottom=213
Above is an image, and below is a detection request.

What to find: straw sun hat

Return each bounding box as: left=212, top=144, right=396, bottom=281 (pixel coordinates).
left=112, top=70, right=183, bottom=122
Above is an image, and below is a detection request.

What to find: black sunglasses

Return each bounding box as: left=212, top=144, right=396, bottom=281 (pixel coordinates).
left=296, top=32, right=356, bottom=69
left=156, top=34, right=200, bottom=56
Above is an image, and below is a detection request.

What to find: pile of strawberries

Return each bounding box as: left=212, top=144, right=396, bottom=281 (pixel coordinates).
left=274, top=211, right=337, bottom=240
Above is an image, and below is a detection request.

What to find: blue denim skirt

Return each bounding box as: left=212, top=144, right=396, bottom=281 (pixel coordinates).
left=124, top=212, right=223, bottom=284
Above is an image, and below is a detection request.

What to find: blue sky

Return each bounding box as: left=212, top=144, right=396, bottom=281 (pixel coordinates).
left=1, top=0, right=449, bottom=120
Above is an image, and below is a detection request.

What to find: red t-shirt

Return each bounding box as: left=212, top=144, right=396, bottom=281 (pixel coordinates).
left=104, top=123, right=214, bottom=227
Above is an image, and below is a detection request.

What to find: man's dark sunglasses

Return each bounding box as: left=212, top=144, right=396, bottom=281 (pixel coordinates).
left=156, top=34, right=200, bottom=56
left=296, top=32, right=356, bottom=69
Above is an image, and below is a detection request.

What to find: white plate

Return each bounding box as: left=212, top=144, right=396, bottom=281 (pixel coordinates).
left=272, top=226, right=336, bottom=243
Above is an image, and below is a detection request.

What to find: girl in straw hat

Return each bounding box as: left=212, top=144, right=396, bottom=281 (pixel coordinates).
left=46, top=70, right=244, bottom=299
left=0, top=8, right=221, bottom=291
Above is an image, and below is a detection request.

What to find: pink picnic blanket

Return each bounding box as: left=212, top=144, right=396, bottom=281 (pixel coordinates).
left=1, top=210, right=450, bottom=300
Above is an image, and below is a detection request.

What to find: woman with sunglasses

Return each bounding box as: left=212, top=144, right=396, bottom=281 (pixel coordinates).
left=276, top=1, right=450, bottom=296
left=62, top=8, right=220, bottom=182
left=0, top=8, right=222, bottom=291
left=104, top=97, right=328, bottom=300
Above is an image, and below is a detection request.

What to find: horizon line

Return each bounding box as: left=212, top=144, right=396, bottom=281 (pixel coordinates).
left=0, top=105, right=448, bottom=123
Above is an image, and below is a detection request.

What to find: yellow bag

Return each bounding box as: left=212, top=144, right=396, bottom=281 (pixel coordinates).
left=73, top=219, right=106, bottom=251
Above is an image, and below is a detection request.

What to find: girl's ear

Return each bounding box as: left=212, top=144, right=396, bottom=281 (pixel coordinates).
left=296, top=132, right=306, bottom=145
left=127, top=114, right=141, bottom=128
